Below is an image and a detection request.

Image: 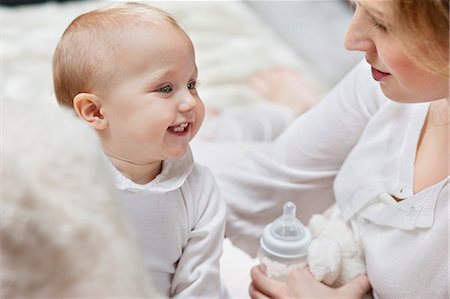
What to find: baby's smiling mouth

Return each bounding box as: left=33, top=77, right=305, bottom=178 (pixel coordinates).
left=168, top=122, right=189, bottom=133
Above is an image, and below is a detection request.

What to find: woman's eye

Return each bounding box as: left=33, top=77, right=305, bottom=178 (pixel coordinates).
left=370, top=16, right=388, bottom=32
left=187, top=81, right=197, bottom=90
left=372, top=21, right=387, bottom=32
left=159, top=85, right=173, bottom=93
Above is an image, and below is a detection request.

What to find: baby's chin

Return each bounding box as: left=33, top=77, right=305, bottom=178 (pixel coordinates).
left=167, top=144, right=191, bottom=161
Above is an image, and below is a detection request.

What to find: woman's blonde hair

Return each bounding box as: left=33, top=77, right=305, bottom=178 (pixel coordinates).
left=390, top=0, right=449, bottom=77
left=53, top=2, right=182, bottom=107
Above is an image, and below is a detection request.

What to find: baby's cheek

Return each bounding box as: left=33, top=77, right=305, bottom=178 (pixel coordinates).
left=197, top=101, right=206, bottom=125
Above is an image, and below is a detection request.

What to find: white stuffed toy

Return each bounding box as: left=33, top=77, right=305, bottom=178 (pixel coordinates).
left=307, top=213, right=370, bottom=294
left=1, top=101, right=161, bottom=298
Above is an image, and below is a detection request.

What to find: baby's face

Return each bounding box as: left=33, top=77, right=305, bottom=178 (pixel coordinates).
left=97, top=24, right=205, bottom=164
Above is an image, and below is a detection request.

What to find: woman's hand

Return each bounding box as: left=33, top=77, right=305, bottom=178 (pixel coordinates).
left=249, top=266, right=371, bottom=299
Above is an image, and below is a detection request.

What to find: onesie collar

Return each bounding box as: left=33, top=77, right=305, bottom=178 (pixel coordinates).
left=110, top=147, right=194, bottom=193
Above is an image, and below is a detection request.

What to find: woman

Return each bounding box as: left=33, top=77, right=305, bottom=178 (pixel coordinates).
left=214, top=0, right=449, bottom=298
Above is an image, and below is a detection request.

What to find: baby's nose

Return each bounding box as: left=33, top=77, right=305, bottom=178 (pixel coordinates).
left=179, top=94, right=197, bottom=112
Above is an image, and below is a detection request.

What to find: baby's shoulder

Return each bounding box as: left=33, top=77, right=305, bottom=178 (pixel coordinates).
left=184, top=162, right=222, bottom=203
left=187, top=162, right=217, bottom=184
left=181, top=162, right=225, bottom=223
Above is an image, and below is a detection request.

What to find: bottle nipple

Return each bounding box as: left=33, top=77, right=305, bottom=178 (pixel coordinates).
left=260, top=201, right=311, bottom=259
left=271, top=202, right=305, bottom=241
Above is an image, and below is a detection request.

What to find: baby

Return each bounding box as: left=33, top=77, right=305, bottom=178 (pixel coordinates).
left=52, top=2, right=226, bottom=297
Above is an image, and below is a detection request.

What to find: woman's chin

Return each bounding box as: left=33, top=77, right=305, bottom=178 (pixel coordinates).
left=380, top=77, right=448, bottom=103
left=380, top=84, right=420, bottom=103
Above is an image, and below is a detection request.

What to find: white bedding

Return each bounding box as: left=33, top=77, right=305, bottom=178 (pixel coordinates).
left=2, top=0, right=321, bottom=108
left=2, top=1, right=324, bottom=296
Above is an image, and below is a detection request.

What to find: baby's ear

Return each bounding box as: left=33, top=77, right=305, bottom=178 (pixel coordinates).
left=73, top=93, right=108, bottom=130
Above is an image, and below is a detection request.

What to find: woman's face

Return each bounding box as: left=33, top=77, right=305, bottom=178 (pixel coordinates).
left=344, top=0, right=448, bottom=102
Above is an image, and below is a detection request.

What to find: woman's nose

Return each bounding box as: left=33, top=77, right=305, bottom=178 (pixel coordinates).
left=344, top=7, right=375, bottom=53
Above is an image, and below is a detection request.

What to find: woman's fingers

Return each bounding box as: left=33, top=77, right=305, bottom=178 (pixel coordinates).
left=287, top=268, right=371, bottom=299
left=249, top=283, right=273, bottom=299
left=251, top=266, right=371, bottom=299
left=338, top=274, right=371, bottom=298
left=250, top=266, right=287, bottom=299
left=286, top=267, right=322, bottom=296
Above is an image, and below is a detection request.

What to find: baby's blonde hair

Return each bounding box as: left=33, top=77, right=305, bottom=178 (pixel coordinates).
left=53, top=2, right=182, bottom=107
left=389, top=0, right=449, bottom=77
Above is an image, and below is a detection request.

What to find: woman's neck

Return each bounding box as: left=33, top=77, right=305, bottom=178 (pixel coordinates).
left=430, top=98, right=449, bottom=127
left=413, top=98, right=449, bottom=194
left=107, top=154, right=162, bottom=185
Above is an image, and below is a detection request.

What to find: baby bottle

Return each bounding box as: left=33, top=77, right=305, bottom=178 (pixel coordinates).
left=258, top=201, right=311, bottom=282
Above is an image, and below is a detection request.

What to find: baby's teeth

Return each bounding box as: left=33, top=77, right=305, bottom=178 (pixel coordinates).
left=173, top=123, right=188, bottom=132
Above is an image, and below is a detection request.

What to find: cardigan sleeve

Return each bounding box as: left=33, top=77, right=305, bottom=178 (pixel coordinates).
left=214, top=60, right=388, bottom=257
left=170, top=164, right=226, bottom=298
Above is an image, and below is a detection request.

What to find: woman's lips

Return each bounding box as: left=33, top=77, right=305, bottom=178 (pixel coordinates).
left=371, top=66, right=390, bottom=81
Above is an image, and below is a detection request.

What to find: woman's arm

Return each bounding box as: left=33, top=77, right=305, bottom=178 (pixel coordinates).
left=214, top=60, right=387, bottom=257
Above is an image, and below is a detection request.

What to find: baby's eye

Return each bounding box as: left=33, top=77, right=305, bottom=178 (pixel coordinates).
left=187, top=81, right=197, bottom=90
left=159, top=85, right=173, bottom=93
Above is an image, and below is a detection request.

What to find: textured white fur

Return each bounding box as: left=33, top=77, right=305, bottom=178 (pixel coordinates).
left=1, top=102, right=160, bottom=298
left=307, top=214, right=367, bottom=288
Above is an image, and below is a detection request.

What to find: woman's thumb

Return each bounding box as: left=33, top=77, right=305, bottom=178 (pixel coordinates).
left=339, top=275, right=371, bottom=298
